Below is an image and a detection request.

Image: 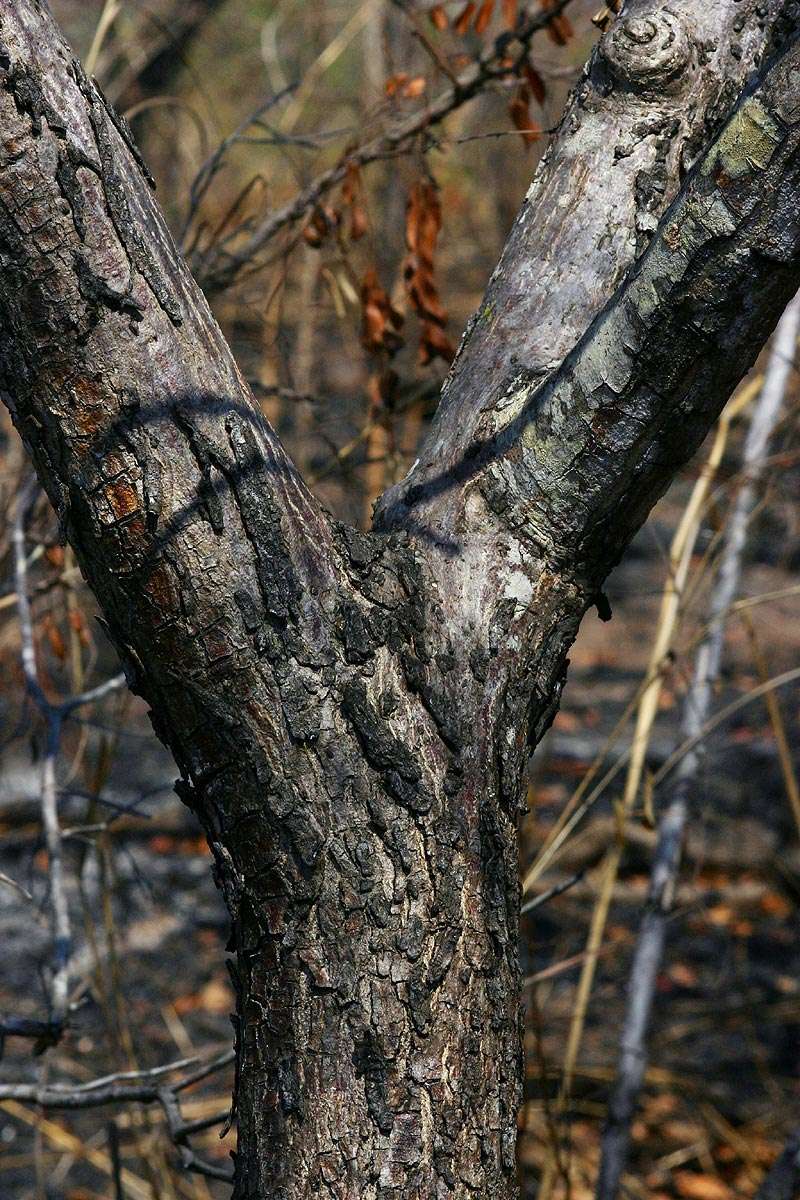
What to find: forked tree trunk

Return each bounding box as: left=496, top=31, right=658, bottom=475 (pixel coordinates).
left=2, top=2, right=800, bottom=1197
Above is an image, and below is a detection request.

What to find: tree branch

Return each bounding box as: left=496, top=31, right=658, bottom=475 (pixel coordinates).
left=378, top=29, right=800, bottom=606
left=8, top=478, right=124, bottom=1039
left=0, top=1049, right=236, bottom=1183
left=4, top=1, right=800, bottom=1193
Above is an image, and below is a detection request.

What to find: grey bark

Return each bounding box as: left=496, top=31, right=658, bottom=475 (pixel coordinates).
left=2, top=3, right=800, bottom=1199
left=381, top=0, right=800, bottom=528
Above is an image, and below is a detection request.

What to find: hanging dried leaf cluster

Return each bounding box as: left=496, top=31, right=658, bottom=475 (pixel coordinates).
left=360, top=267, right=405, bottom=356
left=432, top=0, right=519, bottom=35
left=403, top=180, right=455, bottom=366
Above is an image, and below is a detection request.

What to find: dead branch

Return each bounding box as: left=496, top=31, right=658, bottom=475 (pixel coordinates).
left=0, top=1049, right=235, bottom=1182
left=5, top=481, right=124, bottom=1044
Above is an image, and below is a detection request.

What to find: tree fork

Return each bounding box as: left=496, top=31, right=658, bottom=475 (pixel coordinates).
left=1, top=2, right=800, bottom=1198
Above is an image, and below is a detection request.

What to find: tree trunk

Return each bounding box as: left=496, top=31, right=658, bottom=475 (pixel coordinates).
left=2, top=2, right=800, bottom=1197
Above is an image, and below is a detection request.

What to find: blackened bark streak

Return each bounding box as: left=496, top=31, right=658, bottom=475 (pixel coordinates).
left=1, top=2, right=800, bottom=1199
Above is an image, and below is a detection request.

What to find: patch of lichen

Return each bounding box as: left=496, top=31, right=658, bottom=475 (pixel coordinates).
left=702, top=97, right=783, bottom=181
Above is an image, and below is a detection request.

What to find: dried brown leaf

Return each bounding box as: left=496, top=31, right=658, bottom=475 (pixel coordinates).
left=508, top=86, right=541, bottom=143
left=429, top=4, right=449, bottom=30
left=475, top=0, right=495, bottom=34
left=350, top=206, right=368, bottom=241
left=402, top=75, right=428, bottom=98
left=384, top=72, right=409, bottom=96
left=44, top=616, right=66, bottom=662
left=361, top=268, right=405, bottom=356
left=454, top=2, right=476, bottom=35
left=524, top=61, right=546, bottom=105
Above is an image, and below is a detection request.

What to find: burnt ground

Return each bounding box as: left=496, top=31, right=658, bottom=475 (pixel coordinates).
left=517, top=483, right=800, bottom=1199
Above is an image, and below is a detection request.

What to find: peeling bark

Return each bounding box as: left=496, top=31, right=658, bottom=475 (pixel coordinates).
left=1, top=2, right=800, bottom=1198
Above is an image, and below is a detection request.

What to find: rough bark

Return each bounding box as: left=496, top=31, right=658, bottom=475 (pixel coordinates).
left=2, top=3, right=800, bottom=1199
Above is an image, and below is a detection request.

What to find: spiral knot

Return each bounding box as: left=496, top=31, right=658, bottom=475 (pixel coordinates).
left=601, top=9, right=692, bottom=93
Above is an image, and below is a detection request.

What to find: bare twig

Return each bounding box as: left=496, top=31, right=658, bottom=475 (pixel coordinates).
left=390, top=0, right=461, bottom=86
left=0, top=871, right=33, bottom=902
left=0, top=1050, right=236, bottom=1182
left=179, top=84, right=297, bottom=249
left=6, top=481, right=125, bottom=1043
left=195, top=0, right=575, bottom=293
left=521, top=869, right=586, bottom=916
left=741, top=613, right=800, bottom=839
left=84, top=0, right=121, bottom=77
left=107, top=1118, right=123, bottom=1200
left=596, top=289, right=800, bottom=1200
left=0, top=1050, right=234, bottom=1108
left=651, top=663, right=800, bottom=788
left=13, top=481, right=71, bottom=1026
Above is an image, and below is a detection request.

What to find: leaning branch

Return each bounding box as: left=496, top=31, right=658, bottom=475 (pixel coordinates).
left=378, top=33, right=800, bottom=582
left=375, top=0, right=799, bottom=548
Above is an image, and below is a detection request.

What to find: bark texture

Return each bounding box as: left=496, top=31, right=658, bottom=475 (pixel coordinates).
left=1, top=3, right=800, bottom=1199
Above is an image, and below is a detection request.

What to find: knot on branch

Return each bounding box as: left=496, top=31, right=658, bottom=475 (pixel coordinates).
left=600, top=9, right=692, bottom=94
